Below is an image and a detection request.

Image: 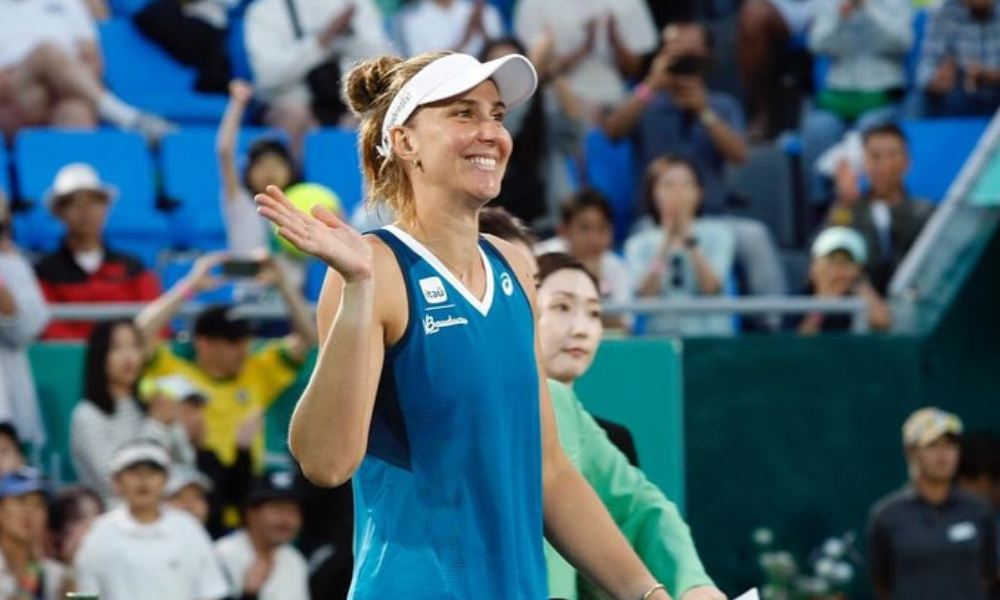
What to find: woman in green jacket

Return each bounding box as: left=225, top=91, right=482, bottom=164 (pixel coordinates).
left=534, top=251, right=725, bottom=600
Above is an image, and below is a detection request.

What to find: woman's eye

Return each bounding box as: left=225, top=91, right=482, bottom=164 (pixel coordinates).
left=492, top=112, right=505, bottom=122
left=455, top=109, right=472, bottom=118
left=551, top=302, right=570, bottom=313
left=589, top=310, right=602, bottom=320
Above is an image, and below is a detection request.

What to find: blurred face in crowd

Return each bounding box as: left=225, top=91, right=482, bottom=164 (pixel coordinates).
left=106, top=323, right=145, bottom=394
left=908, top=435, right=961, bottom=484
left=561, top=207, right=613, bottom=262
left=247, top=500, right=302, bottom=549
left=651, top=162, right=701, bottom=225
left=0, top=493, right=47, bottom=545
left=194, top=336, right=252, bottom=379
left=179, top=401, right=206, bottom=448
left=53, top=489, right=104, bottom=563
left=0, top=192, right=11, bottom=240
left=958, top=473, right=1000, bottom=511
left=247, top=153, right=294, bottom=196
left=864, top=133, right=909, bottom=198
left=166, top=484, right=209, bottom=525
left=114, top=463, right=167, bottom=513
left=537, top=268, right=603, bottom=385
left=54, top=190, right=111, bottom=240
left=809, top=250, right=861, bottom=293
left=962, top=0, right=995, bottom=20
left=0, top=435, right=25, bottom=476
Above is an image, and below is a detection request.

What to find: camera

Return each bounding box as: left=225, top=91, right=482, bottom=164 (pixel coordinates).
left=221, top=259, right=263, bottom=278
left=666, top=54, right=706, bottom=77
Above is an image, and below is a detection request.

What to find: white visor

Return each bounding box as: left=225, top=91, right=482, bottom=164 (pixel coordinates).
left=377, top=53, right=538, bottom=158
left=811, top=226, right=868, bottom=265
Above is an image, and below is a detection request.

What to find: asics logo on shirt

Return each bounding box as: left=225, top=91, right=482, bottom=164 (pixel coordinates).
left=419, top=276, right=448, bottom=304
left=500, top=273, right=514, bottom=296
left=424, top=315, right=469, bottom=335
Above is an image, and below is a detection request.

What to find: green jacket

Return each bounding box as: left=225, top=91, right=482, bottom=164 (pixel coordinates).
left=545, top=380, right=714, bottom=600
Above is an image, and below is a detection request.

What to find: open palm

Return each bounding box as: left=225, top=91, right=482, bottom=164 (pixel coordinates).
left=255, top=185, right=373, bottom=282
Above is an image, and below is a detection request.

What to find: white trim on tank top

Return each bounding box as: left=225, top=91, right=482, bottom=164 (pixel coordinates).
left=383, top=225, right=495, bottom=317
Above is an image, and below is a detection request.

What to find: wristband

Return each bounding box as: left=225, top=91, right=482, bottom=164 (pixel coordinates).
left=635, top=83, right=654, bottom=104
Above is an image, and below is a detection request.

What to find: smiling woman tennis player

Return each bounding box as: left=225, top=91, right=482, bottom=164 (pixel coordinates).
left=255, top=51, right=672, bottom=600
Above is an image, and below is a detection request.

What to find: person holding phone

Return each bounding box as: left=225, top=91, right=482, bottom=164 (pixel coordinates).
left=135, top=253, right=317, bottom=483
left=795, top=226, right=891, bottom=334
left=255, top=50, right=674, bottom=599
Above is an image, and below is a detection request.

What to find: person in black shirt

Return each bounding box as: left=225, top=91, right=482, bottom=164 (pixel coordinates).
left=868, top=407, right=998, bottom=600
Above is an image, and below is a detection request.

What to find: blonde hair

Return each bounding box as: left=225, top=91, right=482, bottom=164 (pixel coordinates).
left=342, top=52, right=451, bottom=223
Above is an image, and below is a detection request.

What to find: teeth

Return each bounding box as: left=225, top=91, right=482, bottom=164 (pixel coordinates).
left=466, top=156, right=497, bottom=168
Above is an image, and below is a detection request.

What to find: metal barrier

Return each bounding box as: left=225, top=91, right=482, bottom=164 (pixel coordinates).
left=48, top=295, right=871, bottom=334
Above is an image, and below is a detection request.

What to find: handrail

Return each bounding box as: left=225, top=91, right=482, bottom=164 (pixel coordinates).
left=46, top=296, right=871, bottom=333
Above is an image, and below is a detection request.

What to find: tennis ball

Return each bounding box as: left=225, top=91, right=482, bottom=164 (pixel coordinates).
left=273, top=183, right=343, bottom=258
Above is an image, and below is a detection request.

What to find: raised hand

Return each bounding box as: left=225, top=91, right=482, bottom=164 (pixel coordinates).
left=255, top=185, right=373, bottom=282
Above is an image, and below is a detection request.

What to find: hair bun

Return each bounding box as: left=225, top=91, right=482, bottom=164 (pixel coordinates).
left=343, top=55, right=403, bottom=115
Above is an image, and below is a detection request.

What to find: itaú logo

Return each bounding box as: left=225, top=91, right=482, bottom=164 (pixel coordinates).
left=424, top=315, right=468, bottom=335
left=419, top=276, right=448, bottom=304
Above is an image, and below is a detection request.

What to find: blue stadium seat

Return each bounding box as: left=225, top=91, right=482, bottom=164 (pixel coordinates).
left=99, top=19, right=227, bottom=124
left=303, top=128, right=364, bottom=217
left=0, top=142, right=9, bottom=198
left=159, top=126, right=281, bottom=250
left=11, top=129, right=168, bottom=266
left=108, top=0, right=152, bottom=16
left=582, top=129, right=636, bottom=245
left=903, top=117, right=990, bottom=202
left=303, top=259, right=328, bottom=302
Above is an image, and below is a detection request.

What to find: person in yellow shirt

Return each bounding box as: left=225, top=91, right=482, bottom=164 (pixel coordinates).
left=136, top=253, right=317, bottom=472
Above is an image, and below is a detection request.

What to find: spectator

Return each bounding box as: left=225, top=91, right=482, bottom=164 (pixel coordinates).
left=170, top=375, right=255, bottom=539
left=243, top=0, right=389, bottom=150
left=868, top=407, right=996, bottom=600
left=48, top=486, right=104, bottom=566
left=796, top=226, right=891, bottom=334
left=536, top=190, right=634, bottom=330
left=532, top=252, right=723, bottom=600
left=0, top=0, right=172, bottom=140
left=957, top=432, right=1000, bottom=515
left=481, top=36, right=583, bottom=228
left=826, top=123, right=934, bottom=294
left=737, top=0, right=822, bottom=139
left=217, top=80, right=297, bottom=259
left=215, top=472, right=309, bottom=600
left=514, top=0, right=659, bottom=121
left=604, top=22, right=786, bottom=303
left=0, top=468, right=69, bottom=600
left=801, top=0, right=913, bottom=204
left=624, top=155, right=735, bottom=336
left=73, top=441, right=229, bottom=600
left=917, top=0, right=1000, bottom=117
left=0, top=192, right=49, bottom=449
left=136, top=253, right=315, bottom=473
left=479, top=211, right=640, bottom=465
left=70, top=319, right=184, bottom=505
left=395, top=0, right=505, bottom=57
left=163, top=465, right=213, bottom=529
left=35, top=163, right=161, bottom=340
left=0, top=423, right=25, bottom=477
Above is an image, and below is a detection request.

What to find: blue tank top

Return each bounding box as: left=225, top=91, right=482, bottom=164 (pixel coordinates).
left=349, top=226, right=547, bottom=600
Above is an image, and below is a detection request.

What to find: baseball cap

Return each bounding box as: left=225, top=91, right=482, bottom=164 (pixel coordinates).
left=193, top=304, right=253, bottom=340
left=377, top=52, right=538, bottom=158
left=139, top=375, right=207, bottom=406
left=164, top=465, right=214, bottom=498
left=46, top=163, right=118, bottom=211
left=0, top=467, right=50, bottom=500
left=811, top=227, right=868, bottom=265
left=246, top=471, right=299, bottom=507
left=903, top=407, right=963, bottom=448
left=111, top=441, right=170, bottom=475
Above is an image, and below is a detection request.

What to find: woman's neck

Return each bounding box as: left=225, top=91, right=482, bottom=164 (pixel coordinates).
left=401, top=197, right=482, bottom=274
left=109, top=383, right=133, bottom=400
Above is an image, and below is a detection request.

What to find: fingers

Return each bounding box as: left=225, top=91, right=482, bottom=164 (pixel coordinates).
left=312, top=205, right=348, bottom=229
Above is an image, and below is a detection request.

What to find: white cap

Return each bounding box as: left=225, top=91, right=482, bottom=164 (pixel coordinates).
left=377, top=53, right=538, bottom=158
left=164, top=465, right=213, bottom=497
left=811, top=227, right=868, bottom=265
left=111, top=441, right=170, bottom=475
left=46, top=163, right=118, bottom=211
